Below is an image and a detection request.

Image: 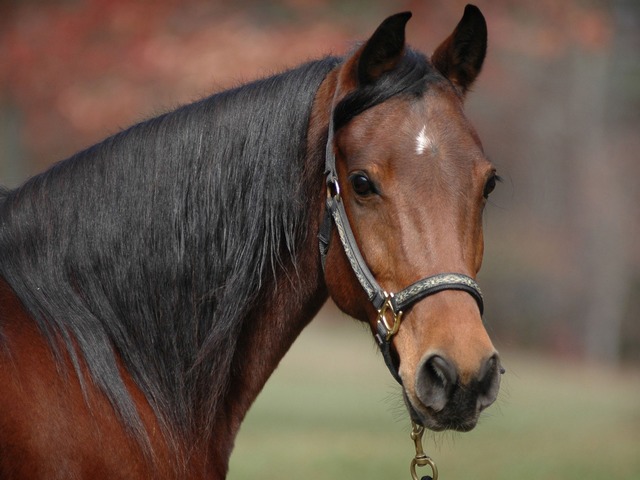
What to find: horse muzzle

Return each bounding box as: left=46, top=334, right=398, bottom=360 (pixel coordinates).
left=408, top=352, right=503, bottom=432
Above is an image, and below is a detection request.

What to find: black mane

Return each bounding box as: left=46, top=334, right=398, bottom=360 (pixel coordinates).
left=0, top=47, right=435, bottom=447
left=0, top=57, right=339, bottom=441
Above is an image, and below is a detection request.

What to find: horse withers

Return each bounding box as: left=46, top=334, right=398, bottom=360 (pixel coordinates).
left=0, top=5, right=502, bottom=479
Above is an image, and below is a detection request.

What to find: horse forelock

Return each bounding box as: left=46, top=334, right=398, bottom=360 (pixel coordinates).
left=332, top=48, right=446, bottom=133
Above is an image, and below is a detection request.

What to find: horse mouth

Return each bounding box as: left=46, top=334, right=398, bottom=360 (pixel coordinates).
left=403, top=390, right=481, bottom=433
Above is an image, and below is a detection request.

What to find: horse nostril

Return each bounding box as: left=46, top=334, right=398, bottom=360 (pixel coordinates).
left=477, top=354, right=502, bottom=412
left=415, top=355, right=458, bottom=412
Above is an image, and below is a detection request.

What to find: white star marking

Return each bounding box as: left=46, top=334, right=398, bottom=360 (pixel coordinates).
left=415, top=125, right=434, bottom=155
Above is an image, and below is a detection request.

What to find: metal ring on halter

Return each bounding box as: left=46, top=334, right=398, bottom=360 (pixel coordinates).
left=326, top=175, right=340, bottom=201
left=376, top=292, right=403, bottom=341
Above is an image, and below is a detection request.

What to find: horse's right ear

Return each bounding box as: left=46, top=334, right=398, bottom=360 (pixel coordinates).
left=431, top=4, right=487, bottom=96
left=357, top=12, right=412, bottom=86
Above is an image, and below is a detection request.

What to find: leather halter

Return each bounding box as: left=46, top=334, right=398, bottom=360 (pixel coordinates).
left=318, top=106, right=484, bottom=386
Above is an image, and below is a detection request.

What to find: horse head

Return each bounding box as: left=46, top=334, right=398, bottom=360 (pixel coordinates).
left=322, top=5, right=502, bottom=432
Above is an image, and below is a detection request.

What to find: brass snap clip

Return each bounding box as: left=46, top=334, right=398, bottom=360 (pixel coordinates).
left=409, top=422, right=438, bottom=480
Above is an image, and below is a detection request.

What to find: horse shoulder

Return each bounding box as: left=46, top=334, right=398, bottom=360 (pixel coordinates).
left=0, top=279, right=178, bottom=479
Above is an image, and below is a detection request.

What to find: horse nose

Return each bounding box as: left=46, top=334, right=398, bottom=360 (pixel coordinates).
left=415, top=354, right=458, bottom=412
left=476, top=353, right=503, bottom=412
left=415, top=353, right=502, bottom=413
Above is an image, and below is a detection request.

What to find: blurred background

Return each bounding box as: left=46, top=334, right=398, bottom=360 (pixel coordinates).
left=1, top=0, right=638, bottom=478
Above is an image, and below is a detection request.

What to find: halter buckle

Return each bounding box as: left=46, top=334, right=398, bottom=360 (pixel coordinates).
left=377, top=292, right=403, bottom=341
left=326, top=175, right=340, bottom=201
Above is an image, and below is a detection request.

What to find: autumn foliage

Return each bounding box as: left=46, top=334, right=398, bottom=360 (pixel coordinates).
left=1, top=0, right=638, bottom=363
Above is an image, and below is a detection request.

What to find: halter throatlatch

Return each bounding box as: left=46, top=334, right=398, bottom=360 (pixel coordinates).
left=318, top=106, right=484, bottom=386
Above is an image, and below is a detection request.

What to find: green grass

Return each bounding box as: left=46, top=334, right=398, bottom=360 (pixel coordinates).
left=228, top=312, right=640, bottom=480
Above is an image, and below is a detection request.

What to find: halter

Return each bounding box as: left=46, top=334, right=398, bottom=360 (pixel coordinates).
left=318, top=106, right=484, bottom=386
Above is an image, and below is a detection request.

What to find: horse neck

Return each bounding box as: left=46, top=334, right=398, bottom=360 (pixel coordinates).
left=0, top=59, right=337, bottom=479
left=202, top=73, right=337, bottom=478
left=209, top=256, right=326, bottom=473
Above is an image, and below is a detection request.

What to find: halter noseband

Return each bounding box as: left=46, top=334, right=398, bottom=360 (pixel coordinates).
left=318, top=108, right=484, bottom=386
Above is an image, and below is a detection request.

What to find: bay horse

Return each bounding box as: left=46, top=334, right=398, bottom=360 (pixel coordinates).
left=0, top=5, right=502, bottom=479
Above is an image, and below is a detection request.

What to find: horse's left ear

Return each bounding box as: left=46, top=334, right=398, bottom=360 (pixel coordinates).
left=431, top=4, right=487, bottom=96
left=357, top=12, right=412, bottom=86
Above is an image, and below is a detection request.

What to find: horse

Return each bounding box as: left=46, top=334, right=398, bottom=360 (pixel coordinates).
left=0, top=5, right=502, bottom=479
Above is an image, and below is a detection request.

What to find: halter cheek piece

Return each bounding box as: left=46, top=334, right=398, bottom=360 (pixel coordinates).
left=318, top=110, right=484, bottom=386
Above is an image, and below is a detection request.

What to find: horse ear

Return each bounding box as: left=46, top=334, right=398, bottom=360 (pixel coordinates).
left=431, top=4, right=487, bottom=96
left=357, top=12, right=412, bottom=86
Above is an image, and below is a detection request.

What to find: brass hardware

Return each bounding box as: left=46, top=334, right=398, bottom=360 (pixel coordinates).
left=409, top=422, right=438, bottom=480
left=377, top=292, right=403, bottom=341
left=326, top=177, right=341, bottom=202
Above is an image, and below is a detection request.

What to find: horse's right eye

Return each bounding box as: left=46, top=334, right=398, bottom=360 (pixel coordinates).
left=350, top=173, right=375, bottom=196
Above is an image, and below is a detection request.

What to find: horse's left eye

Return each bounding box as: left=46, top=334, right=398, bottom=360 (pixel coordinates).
left=350, top=173, right=375, bottom=196
left=483, top=173, right=500, bottom=199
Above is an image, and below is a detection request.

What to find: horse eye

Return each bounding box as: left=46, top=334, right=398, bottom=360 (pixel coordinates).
left=483, top=173, right=500, bottom=199
left=350, top=173, right=375, bottom=196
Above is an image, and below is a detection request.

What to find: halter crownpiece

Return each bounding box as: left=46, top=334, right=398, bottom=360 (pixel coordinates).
left=318, top=107, right=484, bottom=386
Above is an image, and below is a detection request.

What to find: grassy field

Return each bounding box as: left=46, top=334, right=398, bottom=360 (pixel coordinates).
left=228, top=310, right=640, bottom=480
